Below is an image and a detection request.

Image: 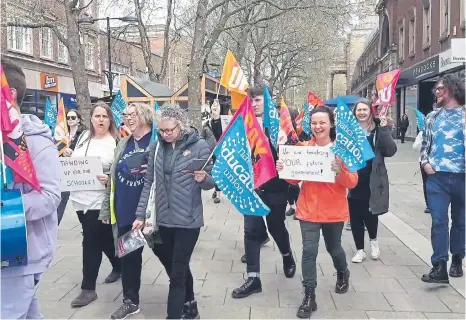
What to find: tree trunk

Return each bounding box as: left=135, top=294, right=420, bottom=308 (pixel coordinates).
left=64, top=2, right=92, bottom=123
left=187, top=0, right=208, bottom=129
left=159, top=0, right=174, bottom=82
left=134, top=0, right=158, bottom=82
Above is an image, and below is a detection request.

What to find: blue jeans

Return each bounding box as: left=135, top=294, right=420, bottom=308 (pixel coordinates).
left=426, top=172, right=465, bottom=265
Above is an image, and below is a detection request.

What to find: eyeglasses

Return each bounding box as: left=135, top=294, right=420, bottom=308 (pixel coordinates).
left=67, top=116, right=77, bottom=120
left=435, top=85, right=445, bottom=92
left=123, top=112, right=137, bottom=119
left=158, top=124, right=179, bottom=135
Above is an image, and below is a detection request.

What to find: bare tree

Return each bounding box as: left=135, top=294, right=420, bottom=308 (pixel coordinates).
left=5, top=0, right=96, bottom=120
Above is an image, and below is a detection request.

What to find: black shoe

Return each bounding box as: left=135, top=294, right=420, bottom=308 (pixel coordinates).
left=421, top=261, right=449, bottom=284
left=181, top=300, right=200, bottom=319
left=285, top=207, right=296, bottom=216
left=214, top=197, right=220, bottom=204
left=424, top=208, right=430, bottom=213
left=70, top=290, right=97, bottom=307
left=296, top=287, right=317, bottom=319
left=231, top=277, right=262, bottom=299
left=283, top=253, right=296, bottom=278
left=104, top=270, right=121, bottom=284
left=111, top=299, right=140, bottom=320
left=212, top=191, right=217, bottom=198
left=449, top=255, right=464, bottom=278
left=240, top=254, right=247, bottom=263
left=335, top=269, right=350, bottom=294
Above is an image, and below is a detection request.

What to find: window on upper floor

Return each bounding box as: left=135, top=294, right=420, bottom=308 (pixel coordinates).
left=398, top=24, right=405, bottom=60
left=461, top=0, right=465, bottom=27
left=440, top=0, right=450, bottom=36
left=409, top=16, right=415, bottom=56
left=57, top=27, right=69, bottom=64
left=7, top=20, right=32, bottom=54
left=40, top=27, right=53, bottom=59
left=423, top=2, right=431, bottom=47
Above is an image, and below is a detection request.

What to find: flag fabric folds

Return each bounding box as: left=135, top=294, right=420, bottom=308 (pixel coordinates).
left=111, top=91, right=127, bottom=128
left=54, top=97, right=70, bottom=156
left=331, top=97, right=375, bottom=172
left=44, top=97, right=57, bottom=132
left=278, top=97, right=299, bottom=145
left=219, top=50, right=249, bottom=110
left=151, top=101, right=160, bottom=142
left=414, top=109, right=425, bottom=132
left=262, top=87, right=280, bottom=149
left=212, top=114, right=270, bottom=216
left=219, top=96, right=276, bottom=189
left=0, top=65, right=40, bottom=191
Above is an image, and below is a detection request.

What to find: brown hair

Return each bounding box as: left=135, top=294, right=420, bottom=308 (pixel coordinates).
left=86, top=101, right=119, bottom=141
left=247, top=84, right=265, bottom=98
left=1, top=57, right=26, bottom=105
left=352, top=98, right=376, bottom=131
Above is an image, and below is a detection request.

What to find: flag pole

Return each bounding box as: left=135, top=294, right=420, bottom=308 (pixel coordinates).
left=201, top=150, right=215, bottom=171
left=0, top=129, right=8, bottom=189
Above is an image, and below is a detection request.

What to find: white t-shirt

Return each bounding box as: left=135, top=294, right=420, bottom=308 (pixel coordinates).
left=69, top=132, right=116, bottom=213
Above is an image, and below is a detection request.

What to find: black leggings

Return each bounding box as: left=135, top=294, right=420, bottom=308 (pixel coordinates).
left=348, top=198, right=378, bottom=250
left=420, top=163, right=428, bottom=207
left=287, top=184, right=300, bottom=206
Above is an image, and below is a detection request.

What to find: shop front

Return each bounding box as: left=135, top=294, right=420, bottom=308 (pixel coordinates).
left=439, top=48, right=466, bottom=79
left=396, top=54, right=439, bottom=140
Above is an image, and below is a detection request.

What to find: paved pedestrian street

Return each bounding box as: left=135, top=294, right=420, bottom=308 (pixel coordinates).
left=38, top=142, right=465, bottom=319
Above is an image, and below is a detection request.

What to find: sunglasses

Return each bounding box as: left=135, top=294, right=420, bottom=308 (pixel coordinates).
left=67, top=116, right=77, bottom=120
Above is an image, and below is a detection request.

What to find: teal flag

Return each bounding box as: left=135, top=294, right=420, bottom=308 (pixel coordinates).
left=151, top=101, right=161, bottom=142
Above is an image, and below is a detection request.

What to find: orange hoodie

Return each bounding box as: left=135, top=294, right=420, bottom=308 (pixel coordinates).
left=286, top=140, right=358, bottom=223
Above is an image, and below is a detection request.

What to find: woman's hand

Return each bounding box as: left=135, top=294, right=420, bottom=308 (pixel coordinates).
left=379, top=115, right=388, bottom=127
left=63, top=148, right=73, bottom=157
left=132, top=219, right=144, bottom=231
left=276, top=159, right=284, bottom=172
left=331, top=160, right=342, bottom=175
left=423, top=163, right=436, bottom=175
left=102, top=220, right=110, bottom=224
left=97, top=174, right=109, bottom=185
left=193, top=170, right=207, bottom=183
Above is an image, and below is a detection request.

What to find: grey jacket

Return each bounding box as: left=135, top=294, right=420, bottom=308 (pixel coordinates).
left=135, top=129, right=215, bottom=229
left=368, top=124, right=397, bottom=215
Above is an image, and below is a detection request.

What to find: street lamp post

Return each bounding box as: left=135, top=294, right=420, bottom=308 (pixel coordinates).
left=78, top=14, right=138, bottom=100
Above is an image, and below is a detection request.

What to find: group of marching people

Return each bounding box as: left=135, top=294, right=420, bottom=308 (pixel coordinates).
left=2, top=53, right=464, bottom=320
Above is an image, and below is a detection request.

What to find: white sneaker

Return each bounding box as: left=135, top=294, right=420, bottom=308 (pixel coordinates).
left=351, top=250, right=366, bottom=263
left=370, top=239, right=380, bottom=260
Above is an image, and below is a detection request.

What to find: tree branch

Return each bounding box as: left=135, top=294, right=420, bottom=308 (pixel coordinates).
left=5, top=21, right=68, bottom=48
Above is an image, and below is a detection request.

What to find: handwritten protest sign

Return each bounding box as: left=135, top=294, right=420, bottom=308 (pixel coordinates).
left=59, top=156, right=105, bottom=192
left=278, top=145, right=335, bottom=183
left=220, top=115, right=233, bottom=131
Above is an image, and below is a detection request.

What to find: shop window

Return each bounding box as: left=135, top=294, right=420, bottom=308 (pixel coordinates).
left=409, top=16, right=416, bottom=56
left=20, top=90, right=58, bottom=121
left=7, top=20, right=33, bottom=54
left=40, top=28, right=53, bottom=59
left=440, top=0, right=450, bottom=37
left=422, top=1, right=431, bottom=47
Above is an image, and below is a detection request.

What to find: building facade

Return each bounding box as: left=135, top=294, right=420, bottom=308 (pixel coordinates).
left=351, top=0, right=465, bottom=139
left=1, top=0, right=102, bottom=119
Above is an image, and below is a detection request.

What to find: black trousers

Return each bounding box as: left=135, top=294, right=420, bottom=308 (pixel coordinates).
left=287, top=184, right=300, bottom=206
left=400, top=129, right=407, bottom=143
left=244, top=199, right=291, bottom=274
left=78, top=210, right=121, bottom=290
left=159, top=226, right=200, bottom=319
left=348, top=198, right=378, bottom=250
left=57, top=192, right=70, bottom=225
left=420, top=163, right=428, bottom=207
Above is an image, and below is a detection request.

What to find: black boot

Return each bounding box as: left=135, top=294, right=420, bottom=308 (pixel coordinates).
left=283, top=253, right=296, bottom=278
left=449, top=255, right=464, bottom=278
left=285, top=207, right=296, bottom=216
left=335, top=269, right=350, bottom=294
left=181, top=300, right=200, bottom=319
left=296, top=286, right=317, bottom=318
left=231, top=277, right=262, bottom=299
left=421, top=261, right=449, bottom=284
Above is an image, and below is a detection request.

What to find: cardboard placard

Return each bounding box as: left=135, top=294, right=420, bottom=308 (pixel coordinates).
left=278, top=145, right=335, bottom=183
left=59, top=156, right=105, bottom=192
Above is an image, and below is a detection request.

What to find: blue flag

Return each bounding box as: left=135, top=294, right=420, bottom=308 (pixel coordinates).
left=151, top=101, right=161, bottom=142
left=110, top=91, right=127, bottom=128
left=302, top=102, right=311, bottom=135
left=414, top=109, right=425, bottom=132
left=212, top=115, right=270, bottom=216
left=44, top=97, right=57, bottom=132
left=262, top=87, right=280, bottom=149
left=331, top=97, right=375, bottom=172
left=0, top=163, right=14, bottom=186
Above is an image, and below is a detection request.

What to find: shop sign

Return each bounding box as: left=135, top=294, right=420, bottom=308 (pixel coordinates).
left=439, top=49, right=464, bottom=73
left=40, top=73, right=58, bottom=92
left=451, top=38, right=465, bottom=62
left=399, top=55, right=439, bottom=84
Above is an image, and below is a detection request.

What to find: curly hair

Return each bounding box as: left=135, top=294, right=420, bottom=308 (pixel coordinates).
left=155, top=103, right=190, bottom=133
left=438, top=74, right=465, bottom=105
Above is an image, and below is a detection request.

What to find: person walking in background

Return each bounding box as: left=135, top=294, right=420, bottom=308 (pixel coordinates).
left=57, top=109, right=86, bottom=225
left=413, top=130, right=429, bottom=214
left=69, top=102, right=121, bottom=308
left=399, top=113, right=409, bottom=143
left=135, top=104, right=214, bottom=319
left=276, top=106, right=357, bottom=319
left=349, top=99, right=397, bottom=263
left=1, top=58, right=62, bottom=319
left=421, top=74, right=465, bottom=284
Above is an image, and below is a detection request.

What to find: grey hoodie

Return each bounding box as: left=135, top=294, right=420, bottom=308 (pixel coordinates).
left=1, top=114, right=61, bottom=278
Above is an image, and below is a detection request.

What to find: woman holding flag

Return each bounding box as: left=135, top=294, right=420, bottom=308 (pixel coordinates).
left=277, top=106, right=357, bottom=319
left=348, top=99, right=397, bottom=264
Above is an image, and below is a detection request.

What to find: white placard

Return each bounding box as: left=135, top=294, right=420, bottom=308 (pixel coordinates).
left=278, top=145, right=336, bottom=183
left=220, top=115, right=232, bottom=131
left=59, top=156, right=105, bottom=192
